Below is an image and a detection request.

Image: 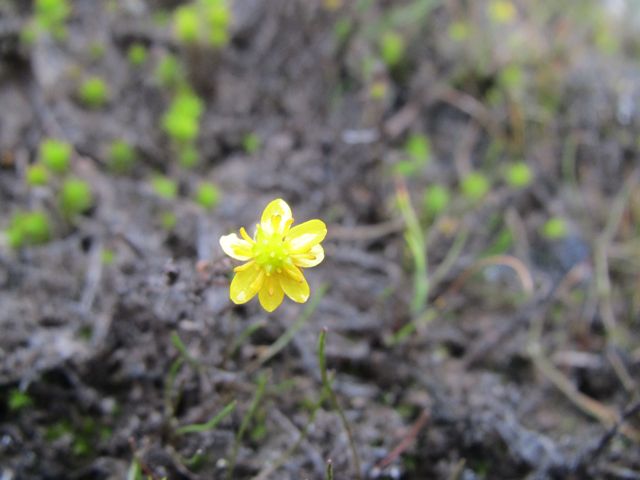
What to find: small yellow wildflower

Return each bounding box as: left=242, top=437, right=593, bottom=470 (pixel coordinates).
left=220, top=199, right=326, bottom=312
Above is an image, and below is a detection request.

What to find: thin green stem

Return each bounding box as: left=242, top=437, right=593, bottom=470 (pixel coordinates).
left=318, top=329, right=362, bottom=480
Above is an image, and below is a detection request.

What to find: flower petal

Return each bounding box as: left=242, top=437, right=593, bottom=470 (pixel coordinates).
left=220, top=232, right=254, bottom=260
left=291, top=244, right=324, bottom=268
left=279, top=266, right=310, bottom=303
left=230, top=263, right=264, bottom=304
left=260, top=199, right=292, bottom=235
left=285, top=219, right=327, bottom=253
left=258, top=275, right=284, bottom=312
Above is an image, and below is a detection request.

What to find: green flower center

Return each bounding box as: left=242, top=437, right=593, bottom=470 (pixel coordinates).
left=253, top=229, right=290, bottom=274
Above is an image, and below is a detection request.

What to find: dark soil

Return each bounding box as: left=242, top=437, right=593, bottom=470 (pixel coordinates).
left=1, top=1, right=639, bottom=479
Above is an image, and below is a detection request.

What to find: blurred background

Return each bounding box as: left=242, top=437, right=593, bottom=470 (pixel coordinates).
left=1, top=0, right=639, bottom=478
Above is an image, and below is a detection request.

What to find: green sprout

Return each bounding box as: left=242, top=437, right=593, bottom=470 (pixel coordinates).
left=26, top=164, right=49, bottom=186
left=88, top=41, right=106, bottom=61
left=5, top=211, right=51, bottom=248
left=488, top=0, right=516, bottom=24
left=422, top=184, right=450, bottom=216
left=448, top=21, right=470, bottom=42
left=160, top=211, right=177, bottom=230
left=380, top=31, right=405, bottom=68
left=541, top=217, right=568, bottom=240
left=461, top=172, right=490, bottom=201
left=107, top=140, right=136, bottom=174
left=32, top=0, right=71, bottom=40
left=369, top=80, right=387, bottom=100
left=204, top=0, right=231, bottom=47
left=127, top=43, right=148, bottom=66
left=59, top=178, right=93, bottom=218
left=498, top=64, right=524, bottom=95
left=174, top=5, right=200, bottom=44
left=8, top=389, right=33, bottom=411
left=178, top=145, right=199, bottom=168
left=394, top=134, right=431, bottom=176
left=194, top=182, right=220, bottom=210
left=242, top=133, right=261, bottom=154
left=40, top=138, right=71, bottom=174
left=162, top=90, right=204, bottom=144
left=101, top=248, right=116, bottom=265
left=151, top=175, right=178, bottom=200
left=155, top=54, right=185, bottom=88
left=78, top=77, right=109, bottom=109
left=504, top=162, right=533, bottom=188
left=173, top=0, right=230, bottom=48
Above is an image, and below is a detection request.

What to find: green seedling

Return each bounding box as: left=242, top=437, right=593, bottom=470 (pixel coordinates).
left=380, top=31, right=405, bottom=68
left=227, top=373, right=268, bottom=480
left=33, top=0, right=70, bottom=39
left=8, top=389, right=33, bottom=411
left=461, top=172, right=490, bottom=201
left=174, top=5, right=200, bottom=44
left=160, top=211, right=177, bottom=230
left=88, top=41, right=106, bottom=61
left=40, top=138, right=71, bottom=174
left=541, top=217, right=568, bottom=240
left=26, top=164, right=49, bottom=186
left=162, top=90, right=204, bottom=144
left=397, top=184, right=428, bottom=316
left=6, top=211, right=51, bottom=248
left=151, top=176, right=178, bottom=199
left=173, top=0, right=230, bottom=48
left=405, top=134, right=430, bottom=164
left=318, top=329, right=362, bottom=480
left=176, top=400, right=236, bottom=435
left=59, top=178, right=93, bottom=218
left=205, top=0, right=231, bottom=47
left=107, top=140, right=136, bottom=174
left=127, top=43, right=147, bottom=66
left=242, top=133, right=261, bottom=154
left=499, top=64, right=524, bottom=95
left=394, top=134, right=431, bottom=176
left=178, top=145, right=199, bottom=168
left=488, top=0, right=516, bottom=24
left=79, top=77, right=108, bottom=109
left=333, top=17, right=352, bottom=44
left=448, top=21, right=470, bottom=42
left=504, top=162, right=533, bottom=188
left=194, top=182, right=220, bottom=210
left=101, top=248, right=115, bottom=265
left=155, top=54, right=184, bottom=88
left=422, top=184, right=450, bottom=216
left=369, top=80, right=387, bottom=100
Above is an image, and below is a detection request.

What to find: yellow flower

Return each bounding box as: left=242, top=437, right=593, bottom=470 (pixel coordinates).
left=219, top=199, right=326, bottom=312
